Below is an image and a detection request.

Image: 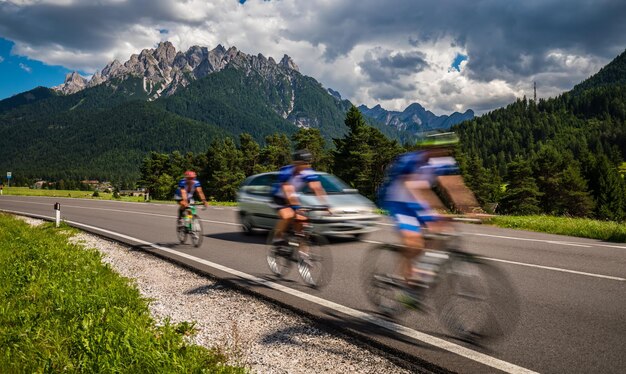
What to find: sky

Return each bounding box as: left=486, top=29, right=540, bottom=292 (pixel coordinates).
left=0, top=0, right=625, bottom=115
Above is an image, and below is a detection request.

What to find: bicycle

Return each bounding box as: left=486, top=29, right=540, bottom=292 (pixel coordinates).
left=266, top=206, right=333, bottom=288
left=361, top=220, right=520, bottom=343
left=177, top=202, right=205, bottom=247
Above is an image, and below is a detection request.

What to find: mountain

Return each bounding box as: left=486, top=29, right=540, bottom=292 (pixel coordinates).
left=0, top=41, right=474, bottom=182
left=0, top=42, right=382, bottom=181
left=359, top=102, right=474, bottom=133
left=571, top=49, right=626, bottom=93
left=52, top=41, right=304, bottom=101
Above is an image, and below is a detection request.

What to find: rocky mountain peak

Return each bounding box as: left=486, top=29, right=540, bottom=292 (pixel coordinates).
left=52, top=41, right=303, bottom=98
left=279, top=54, right=299, bottom=71
left=53, top=72, right=88, bottom=95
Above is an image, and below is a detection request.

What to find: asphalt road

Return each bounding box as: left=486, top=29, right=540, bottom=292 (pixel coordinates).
left=1, top=196, right=625, bottom=374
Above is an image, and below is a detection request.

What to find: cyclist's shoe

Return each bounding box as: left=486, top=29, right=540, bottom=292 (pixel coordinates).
left=398, top=287, right=426, bottom=312
left=272, top=238, right=288, bottom=247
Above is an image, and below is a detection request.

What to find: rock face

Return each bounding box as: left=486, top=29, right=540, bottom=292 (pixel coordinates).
left=358, top=103, right=474, bottom=132
left=53, top=41, right=302, bottom=100
left=53, top=72, right=89, bottom=95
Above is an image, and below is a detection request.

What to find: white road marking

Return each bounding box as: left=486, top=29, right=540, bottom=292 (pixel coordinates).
left=360, top=241, right=625, bottom=282
left=2, top=208, right=537, bottom=374
left=0, top=199, right=239, bottom=226
left=470, top=232, right=593, bottom=248
left=2, top=202, right=624, bottom=281
left=479, top=257, right=625, bottom=281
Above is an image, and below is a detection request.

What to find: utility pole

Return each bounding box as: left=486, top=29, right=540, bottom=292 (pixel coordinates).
left=534, top=81, right=537, bottom=102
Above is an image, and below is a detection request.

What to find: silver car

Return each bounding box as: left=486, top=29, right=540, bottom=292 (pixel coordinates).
left=237, top=172, right=380, bottom=237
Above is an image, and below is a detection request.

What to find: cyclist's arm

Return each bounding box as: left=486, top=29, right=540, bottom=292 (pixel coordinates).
left=180, top=189, right=189, bottom=206
left=308, top=180, right=328, bottom=206
left=196, top=186, right=208, bottom=204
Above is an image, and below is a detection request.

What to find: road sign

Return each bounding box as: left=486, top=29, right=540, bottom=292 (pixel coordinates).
left=6, top=172, right=11, bottom=179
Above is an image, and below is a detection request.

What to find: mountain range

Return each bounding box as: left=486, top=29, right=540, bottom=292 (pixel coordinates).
left=359, top=103, right=474, bottom=133
left=0, top=41, right=473, bottom=182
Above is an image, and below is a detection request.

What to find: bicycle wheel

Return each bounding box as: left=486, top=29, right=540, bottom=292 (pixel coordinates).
left=360, top=244, right=407, bottom=317
left=297, top=234, right=332, bottom=288
left=433, top=255, right=520, bottom=342
left=191, top=217, right=203, bottom=247
left=177, top=219, right=188, bottom=244
left=266, top=231, right=292, bottom=278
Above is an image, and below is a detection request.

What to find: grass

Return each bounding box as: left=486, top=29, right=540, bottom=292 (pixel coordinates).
left=0, top=213, right=244, bottom=373
left=0, top=187, right=238, bottom=206
left=488, top=215, right=626, bottom=242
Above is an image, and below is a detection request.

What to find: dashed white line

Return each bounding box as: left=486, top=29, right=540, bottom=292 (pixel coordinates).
left=1, top=208, right=538, bottom=374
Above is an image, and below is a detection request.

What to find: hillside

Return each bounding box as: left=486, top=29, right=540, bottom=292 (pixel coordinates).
left=453, top=49, right=626, bottom=220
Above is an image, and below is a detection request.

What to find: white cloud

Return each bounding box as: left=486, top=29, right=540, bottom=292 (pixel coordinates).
left=18, top=62, right=31, bottom=72
left=0, top=0, right=624, bottom=114
left=0, top=55, right=4, bottom=63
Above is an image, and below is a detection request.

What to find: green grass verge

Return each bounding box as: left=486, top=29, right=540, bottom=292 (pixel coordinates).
left=488, top=215, right=626, bottom=242
left=1, top=187, right=238, bottom=206
left=0, top=214, right=244, bottom=373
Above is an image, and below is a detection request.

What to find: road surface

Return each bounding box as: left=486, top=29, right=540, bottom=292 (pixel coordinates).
left=1, top=196, right=625, bottom=374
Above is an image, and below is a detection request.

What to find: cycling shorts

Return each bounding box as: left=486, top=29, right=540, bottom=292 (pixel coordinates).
left=272, top=195, right=294, bottom=210
left=385, top=201, right=437, bottom=233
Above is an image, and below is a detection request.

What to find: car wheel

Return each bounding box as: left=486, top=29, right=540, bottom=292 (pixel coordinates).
left=352, top=233, right=364, bottom=240
left=241, top=213, right=255, bottom=235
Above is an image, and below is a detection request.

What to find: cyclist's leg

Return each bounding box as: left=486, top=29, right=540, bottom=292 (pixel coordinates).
left=273, top=196, right=295, bottom=243
left=388, top=201, right=425, bottom=281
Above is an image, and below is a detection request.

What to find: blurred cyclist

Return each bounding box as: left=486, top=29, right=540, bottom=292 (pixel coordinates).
left=271, top=149, right=328, bottom=246
left=175, top=171, right=208, bottom=226
left=378, top=133, right=462, bottom=284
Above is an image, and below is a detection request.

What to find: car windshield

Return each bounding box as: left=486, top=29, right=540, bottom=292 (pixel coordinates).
left=302, top=174, right=351, bottom=194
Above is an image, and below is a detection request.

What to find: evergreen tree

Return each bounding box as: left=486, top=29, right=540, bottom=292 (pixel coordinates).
left=239, top=133, right=261, bottom=176
left=292, top=128, right=331, bottom=171
left=593, top=155, right=626, bottom=221
left=333, top=106, right=402, bottom=199
left=259, top=133, right=291, bottom=171
left=499, top=158, right=542, bottom=215
left=204, top=138, right=245, bottom=201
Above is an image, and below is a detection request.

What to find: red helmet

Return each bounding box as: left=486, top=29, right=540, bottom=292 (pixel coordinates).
left=184, top=170, right=197, bottom=178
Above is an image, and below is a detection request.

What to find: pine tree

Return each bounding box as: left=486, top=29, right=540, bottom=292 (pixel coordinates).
left=239, top=133, right=260, bottom=176
left=499, top=158, right=543, bottom=215
left=259, top=133, right=291, bottom=171
left=333, top=106, right=402, bottom=199
left=204, top=138, right=245, bottom=201
left=292, top=128, right=330, bottom=171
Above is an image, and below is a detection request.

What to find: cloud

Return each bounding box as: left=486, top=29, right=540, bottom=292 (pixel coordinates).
left=0, top=55, right=4, bottom=63
left=19, top=62, right=31, bottom=72
left=359, top=48, right=429, bottom=83
left=0, top=0, right=624, bottom=114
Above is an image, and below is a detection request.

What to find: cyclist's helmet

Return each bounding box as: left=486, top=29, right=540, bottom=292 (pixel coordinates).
left=184, top=170, right=197, bottom=179
left=292, top=149, right=313, bottom=164
left=416, top=132, right=459, bottom=149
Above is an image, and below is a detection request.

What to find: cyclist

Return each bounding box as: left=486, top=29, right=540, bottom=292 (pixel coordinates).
left=175, top=171, right=208, bottom=226
left=270, top=150, right=328, bottom=247
left=378, top=133, right=462, bottom=286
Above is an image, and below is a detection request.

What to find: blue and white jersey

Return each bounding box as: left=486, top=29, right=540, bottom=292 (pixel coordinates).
left=380, top=151, right=458, bottom=204
left=175, top=178, right=201, bottom=199
left=271, top=165, right=320, bottom=198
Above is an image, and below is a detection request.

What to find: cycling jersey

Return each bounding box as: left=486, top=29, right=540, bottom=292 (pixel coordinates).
left=270, top=165, right=319, bottom=208
left=379, top=151, right=458, bottom=232
left=174, top=178, right=201, bottom=201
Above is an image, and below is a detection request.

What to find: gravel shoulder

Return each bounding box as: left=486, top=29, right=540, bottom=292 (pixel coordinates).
left=16, top=216, right=414, bottom=374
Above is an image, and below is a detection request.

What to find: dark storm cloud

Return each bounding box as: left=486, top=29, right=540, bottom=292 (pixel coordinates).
left=0, top=1, right=200, bottom=53
left=288, top=0, right=626, bottom=80
left=359, top=48, right=429, bottom=83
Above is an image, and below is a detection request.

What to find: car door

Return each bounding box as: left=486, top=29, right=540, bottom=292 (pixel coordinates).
left=243, top=173, right=277, bottom=229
